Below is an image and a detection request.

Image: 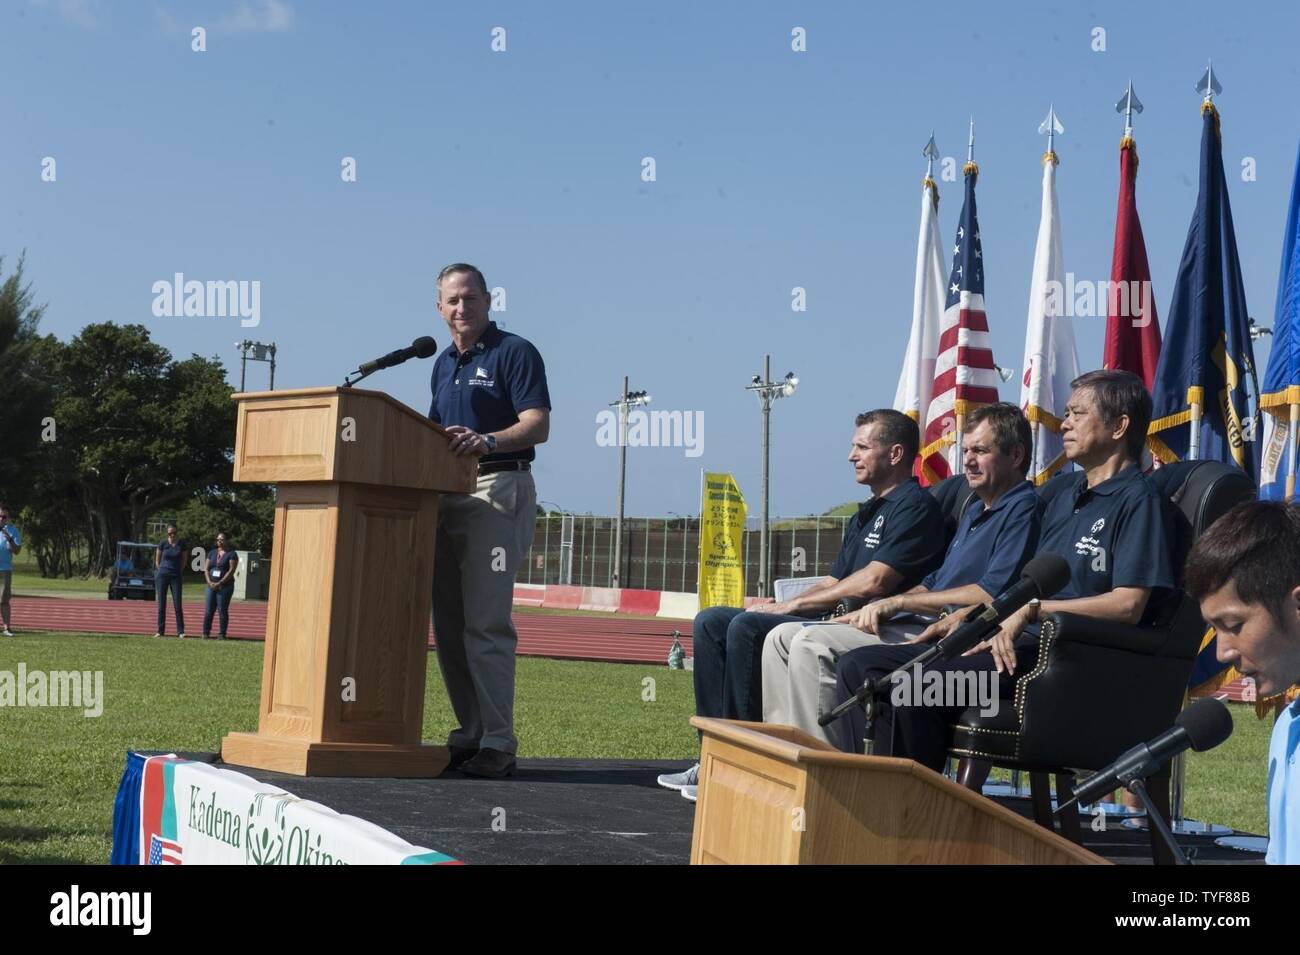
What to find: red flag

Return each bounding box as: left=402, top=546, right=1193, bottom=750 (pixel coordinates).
left=1104, top=138, right=1162, bottom=388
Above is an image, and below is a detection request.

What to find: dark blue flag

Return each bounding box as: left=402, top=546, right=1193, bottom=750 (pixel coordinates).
left=1148, top=104, right=1258, bottom=477
left=1259, top=138, right=1300, bottom=501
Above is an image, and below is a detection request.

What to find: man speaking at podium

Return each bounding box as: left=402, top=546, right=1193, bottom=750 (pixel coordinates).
left=428, top=263, right=551, bottom=779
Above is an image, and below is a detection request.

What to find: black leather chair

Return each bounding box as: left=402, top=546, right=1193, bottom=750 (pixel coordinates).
left=947, top=460, right=1256, bottom=863
left=927, top=474, right=976, bottom=549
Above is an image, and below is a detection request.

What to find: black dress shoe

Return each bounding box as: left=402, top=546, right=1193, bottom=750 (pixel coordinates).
left=446, top=746, right=480, bottom=771
left=459, top=748, right=517, bottom=779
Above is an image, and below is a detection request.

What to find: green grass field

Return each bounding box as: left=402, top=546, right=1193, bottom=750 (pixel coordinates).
left=0, top=630, right=1274, bottom=864
left=0, top=631, right=698, bottom=864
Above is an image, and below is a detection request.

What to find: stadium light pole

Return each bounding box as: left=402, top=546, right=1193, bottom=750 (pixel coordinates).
left=609, top=377, right=651, bottom=588
left=236, top=340, right=278, bottom=391
left=746, top=355, right=798, bottom=598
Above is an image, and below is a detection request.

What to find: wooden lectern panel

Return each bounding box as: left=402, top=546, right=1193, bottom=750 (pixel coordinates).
left=222, top=387, right=461, bottom=777
left=232, top=387, right=474, bottom=493
left=690, top=718, right=1106, bottom=865
left=324, top=483, right=438, bottom=745
left=239, top=397, right=337, bottom=482
left=258, top=486, right=333, bottom=737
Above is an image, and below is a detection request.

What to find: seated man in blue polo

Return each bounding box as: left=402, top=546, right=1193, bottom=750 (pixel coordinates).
left=658, top=409, right=946, bottom=800
left=1187, top=501, right=1300, bottom=864
left=833, top=369, right=1176, bottom=769
left=762, top=403, right=1041, bottom=751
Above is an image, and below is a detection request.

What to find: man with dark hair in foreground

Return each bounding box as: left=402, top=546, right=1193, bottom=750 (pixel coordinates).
left=1186, top=501, right=1300, bottom=864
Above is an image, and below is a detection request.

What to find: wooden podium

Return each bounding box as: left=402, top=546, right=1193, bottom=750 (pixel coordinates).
left=220, top=387, right=475, bottom=777
left=690, top=718, right=1107, bottom=864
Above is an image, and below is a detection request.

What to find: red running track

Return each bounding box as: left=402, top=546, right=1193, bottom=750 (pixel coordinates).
left=7, top=596, right=694, bottom=665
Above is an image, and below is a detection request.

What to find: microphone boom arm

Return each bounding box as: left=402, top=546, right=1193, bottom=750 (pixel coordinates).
left=342, top=366, right=375, bottom=388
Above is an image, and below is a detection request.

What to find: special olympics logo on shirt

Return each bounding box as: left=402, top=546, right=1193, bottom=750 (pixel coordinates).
left=873, top=515, right=885, bottom=533
left=1090, top=518, right=1105, bottom=534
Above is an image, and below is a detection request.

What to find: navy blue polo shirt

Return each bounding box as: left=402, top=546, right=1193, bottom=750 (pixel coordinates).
left=156, top=539, right=185, bottom=576
left=829, top=478, right=946, bottom=610
left=1034, top=464, right=1175, bottom=627
left=923, top=480, right=1041, bottom=598
left=428, top=321, right=551, bottom=464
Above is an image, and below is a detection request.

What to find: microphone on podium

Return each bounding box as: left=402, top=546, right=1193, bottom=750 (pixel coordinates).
left=344, top=336, right=438, bottom=387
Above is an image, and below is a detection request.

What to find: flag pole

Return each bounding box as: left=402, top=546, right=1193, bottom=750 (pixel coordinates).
left=1185, top=60, right=1219, bottom=469
left=1119, top=79, right=1141, bottom=141
left=954, top=119, right=977, bottom=469
left=1173, top=72, right=1207, bottom=829
left=1288, top=403, right=1299, bottom=501
left=1174, top=65, right=1231, bottom=837
left=1188, top=399, right=1203, bottom=461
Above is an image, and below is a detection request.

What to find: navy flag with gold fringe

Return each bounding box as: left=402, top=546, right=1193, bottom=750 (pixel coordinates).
left=1149, top=101, right=1259, bottom=697
left=1147, top=102, right=1259, bottom=479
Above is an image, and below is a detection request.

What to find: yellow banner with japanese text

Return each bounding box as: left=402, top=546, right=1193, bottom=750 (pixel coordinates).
left=698, top=472, right=747, bottom=609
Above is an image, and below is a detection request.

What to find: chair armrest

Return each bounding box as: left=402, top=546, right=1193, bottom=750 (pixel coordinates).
left=1011, top=603, right=1202, bottom=770
left=1040, top=595, right=1203, bottom=661
left=1041, top=611, right=1166, bottom=654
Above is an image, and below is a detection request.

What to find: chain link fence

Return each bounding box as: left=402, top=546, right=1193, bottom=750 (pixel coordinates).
left=520, top=514, right=855, bottom=596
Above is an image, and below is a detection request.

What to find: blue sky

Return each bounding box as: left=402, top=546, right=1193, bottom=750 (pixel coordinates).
left=3, top=0, right=1297, bottom=516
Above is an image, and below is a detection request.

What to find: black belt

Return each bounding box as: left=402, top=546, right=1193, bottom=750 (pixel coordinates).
left=479, top=460, right=531, bottom=475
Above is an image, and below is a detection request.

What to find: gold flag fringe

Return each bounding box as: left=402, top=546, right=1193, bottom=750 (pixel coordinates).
left=922, top=176, right=939, bottom=210
left=1255, top=686, right=1300, bottom=721
left=1201, top=100, right=1222, bottom=141
left=962, top=161, right=979, bottom=179
left=1119, top=136, right=1139, bottom=171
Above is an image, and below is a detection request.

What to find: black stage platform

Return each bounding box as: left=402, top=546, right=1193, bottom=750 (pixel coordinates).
left=215, top=757, right=1265, bottom=865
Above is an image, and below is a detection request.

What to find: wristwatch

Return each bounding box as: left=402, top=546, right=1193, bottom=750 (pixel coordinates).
left=483, top=433, right=498, bottom=452
left=1027, top=598, right=1041, bottom=622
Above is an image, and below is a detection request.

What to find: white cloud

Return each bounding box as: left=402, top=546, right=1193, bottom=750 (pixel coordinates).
left=215, top=0, right=294, bottom=33
left=31, top=0, right=98, bottom=29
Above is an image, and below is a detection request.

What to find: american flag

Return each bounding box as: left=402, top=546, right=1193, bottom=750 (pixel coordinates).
left=148, top=833, right=182, bottom=865
left=920, top=164, right=1001, bottom=482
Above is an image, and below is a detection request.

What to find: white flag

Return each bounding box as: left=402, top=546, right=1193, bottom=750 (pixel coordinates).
left=1020, top=154, right=1079, bottom=484
left=894, top=179, right=945, bottom=430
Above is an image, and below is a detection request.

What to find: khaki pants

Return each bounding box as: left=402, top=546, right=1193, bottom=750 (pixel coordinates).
left=762, top=618, right=926, bottom=751
left=431, top=470, right=537, bottom=754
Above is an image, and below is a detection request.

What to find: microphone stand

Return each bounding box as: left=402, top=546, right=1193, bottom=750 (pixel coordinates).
left=1126, top=777, right=1189, bottom=866
left=1058, top=758, right=1190, bottom=865
left=341, top=367, right=374, bottom=388
left=860, top=679, right=883, bottom=756
left=822, top=645, right=943, bottom=754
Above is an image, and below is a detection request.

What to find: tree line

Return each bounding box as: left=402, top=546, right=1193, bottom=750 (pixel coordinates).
left=0, top=256, right=273, bottom=578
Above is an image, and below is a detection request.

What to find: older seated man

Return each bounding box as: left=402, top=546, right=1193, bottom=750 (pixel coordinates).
left=834, top=370, right=1176, bottom=768
left=658, top=409, right=946, bottom=800
left=761, top=403, right=1040, bottom=750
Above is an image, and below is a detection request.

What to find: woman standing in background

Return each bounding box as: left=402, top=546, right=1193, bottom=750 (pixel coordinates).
left=153, top=525, right=186, bottom=639
left=203, top=531, right=238, bottom=640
